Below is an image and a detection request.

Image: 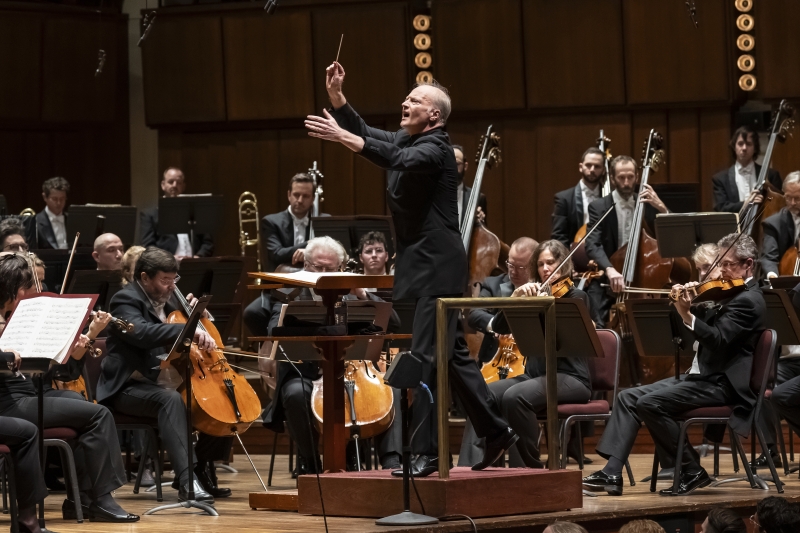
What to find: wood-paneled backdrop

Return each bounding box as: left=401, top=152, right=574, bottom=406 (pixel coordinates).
left=0, top=3, right=130, bottom=212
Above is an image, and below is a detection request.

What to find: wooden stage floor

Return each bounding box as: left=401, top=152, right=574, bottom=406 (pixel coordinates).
left=17, top=452, right=800, bottom=533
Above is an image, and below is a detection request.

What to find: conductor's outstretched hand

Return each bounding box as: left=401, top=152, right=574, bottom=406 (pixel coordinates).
left=326, top=62, right=346, bottom=109
left=305, top=109, right=364, bottom=153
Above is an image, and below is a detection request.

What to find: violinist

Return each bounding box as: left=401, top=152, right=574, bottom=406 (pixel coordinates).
left=34, top=177, right=70, bottom=251
left=760, top=171, right=800, bottom=279
left=260, top=236, right=402, bottom=473
left=584, top=155, right=669, bottom=327
left=585, top=233, right=765, bottom=496
left=467, top=237, right=537, bottom=364
left=92, top=233, right=124, bottom=271
left=551, top=147, right=607, bottom=248
left=712, top=126, right=782, bottom=214
left=459, top=240, right=591, bottom=469
left=98, top=247, right=231, bottom=503
left=0, top=253, right=137, bottom=522
left=453, top=144, right=487, bottom=226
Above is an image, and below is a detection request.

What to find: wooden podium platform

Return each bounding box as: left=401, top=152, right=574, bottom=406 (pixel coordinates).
left=249, top=467, right=581, bottom=518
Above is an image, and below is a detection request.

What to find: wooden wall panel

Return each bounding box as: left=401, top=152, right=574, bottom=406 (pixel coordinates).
left=667, top=110, right=700, bottom=183
left=755, top=0, right=800, bottom=99
left=321, top=142, right=355, bottom=215
left=0, top=13, right=41, bottom=121
left=623, top=0, right=730, bottom=104
left=223, top=11, right=315, bottom=121
left=699, top=109, right=732, bottom=212
left=354, top=156, right=387, bottom=216
left=433, top=0, right=525, bottom=112
left=142, top=15, right=226, bottom=125
left=502, top=120, right=537, bottom=242
left=312, top=4, right=409, bottom=116
left=523, top=0, right=625, bottom=109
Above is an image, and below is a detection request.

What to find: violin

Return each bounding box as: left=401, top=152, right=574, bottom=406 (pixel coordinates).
left=166, top=287, right=261, bottom=437
left=669, top=279, right=746, bottom=304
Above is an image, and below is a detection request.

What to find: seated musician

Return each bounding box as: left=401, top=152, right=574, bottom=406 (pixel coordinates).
left=459, top=240, right=591, bottom=469
left=584, top=233, right=765, bottom=496
left=260, top=236, right=402, bottom=473
left=551, top=147, right=607, bottom=248
left=92, top=233, right=124, bottom=271
left=712, top=125, right=782, bottom=213
left=0, top=219, right=29, bottom=253
left=466, top=237, right=537, bottom=364
left=760, top=171, right=800, bottom=279
left=358, top=230, right=391, bottom=276
left=140, top=168, right=214, bottom=259
left=583, top=155, right=669, bottom=327
left=453, top=144, right=487, bottom=226
left=98, top=247, right=231, bottom=502
left=0, top=253, right=137, bottom=522
left=34, top=177, right=70, bottom=250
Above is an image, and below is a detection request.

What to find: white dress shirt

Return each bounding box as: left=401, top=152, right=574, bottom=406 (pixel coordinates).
left=45, top=206, right=68, bottom=249
left=734, top=161, right=757, bottom=202
left=288, top=206, right=312, bottom=246
left=580, top=180, right=601, bottom=225
left=175, top=234, right=193, bottom=257
left=457, top=182, right=465, bottom=223
left=612, top=189, right=635, bottom=247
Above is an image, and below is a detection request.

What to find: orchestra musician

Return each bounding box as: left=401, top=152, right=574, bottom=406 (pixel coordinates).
left=121, top=246, right=145, bottom=285
left=692, top=243, right=720, bottom=281
left=760, top=171, right=800, bottom=279
left=139, top=168, right=214, bottom=259
left=712, top=125, right=782, bottom=213
left=453, top=144, right=487, bottom=226
left=770, top=280, right=800, bottom=468
left=305, top=62, right=517, bottom=477
left=98, top=247, right=231, bottom=502
left=551, top=147, right=607, bottom=248
left=357, top=231, right=391, bottom=276
left=259, top=236, right=402, bottom=473
left=584, top=155, right=669, bottom=327
left=92, top=233, right=124, bottom=271
left=35, top=177, right=70, bottom=250
left=0, top=253, right=137, bottom=523
left=459, top=240, right=591, bottom=469
left=1, top=219, right=29, bottom=253
left=584, top=233, right=765, bottom=496
left=466, top=237, right=537, bottom=364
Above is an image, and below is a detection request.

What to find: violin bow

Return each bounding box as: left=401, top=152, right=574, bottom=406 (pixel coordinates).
left=60, top=232, right=80, bottom=295
left=542, top=204, right=615, bottom=288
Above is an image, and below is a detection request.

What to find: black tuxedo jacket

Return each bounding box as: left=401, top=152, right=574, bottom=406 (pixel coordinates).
left=139, top=206, right=214, bottom=257
left=584, top=193, right=658, bottom=271
left=330, top=104, right=468, bottom=300
left=686, top=278, right=765, bottom=436
left=34, top=209, right=62, bottom=250
left=467, top=273, right=514, bottom=363
left=712, top=165, right=782, bottom=213
left=761, top=208, right=794, bottom=277
left=551, top=183, right=598, bottom=248
left=97, top=282, right=184, bottom=403
left=262, top=210, right=330, bottom=272
left=460, top=185, right=488, bottom=227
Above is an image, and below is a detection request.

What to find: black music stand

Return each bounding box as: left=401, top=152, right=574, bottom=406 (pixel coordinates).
left=654, top=212, right=739, bottom=258
left=311, top=215, right=396, bottom=263
left=67, top=205, right=137, bottom=246
left=34, top=250, right=96, bottom=293
left=625, top=299, right=694, bottom=381
left=144, top=296, right=217, bottom=516
left=158, top=195, right=224, bottom=244
left=769, top=277, right=800, bottom=290
left=66, top=270, right=124, bottom=311
left=652, top=184, right=701, bottom=214
left=763, top=289, right=800, bottom=346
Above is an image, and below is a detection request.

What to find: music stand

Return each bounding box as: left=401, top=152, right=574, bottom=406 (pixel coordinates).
left=652, top=184, right=701, bottom=214
left=625, top=299, right=694, bottom=381
left=66, top=270, right=124, bottom=311
left=144, top=296, right=217, bottom=516
left=769, top=277, right=800, bottom=290
left=158, top=195, right=224, bottom=244
left=654, top=213, right=739, bottom=258
left=34, top=250, right=96, bottom=293
left=67, top=205, right=137, bottom=246
left=763, top=289, right=800, bottom=345
left=311, top=215, right=396, bottom=263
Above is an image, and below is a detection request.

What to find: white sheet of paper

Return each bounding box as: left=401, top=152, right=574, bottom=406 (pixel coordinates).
left=0, top=296, right=92, bottom=363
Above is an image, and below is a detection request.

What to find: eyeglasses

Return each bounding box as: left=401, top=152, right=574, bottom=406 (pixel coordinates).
left=506, top=261, right=530, bottom=273
left=2, top=243, right=29, bottom=252
left=719, top=260, right=745, bottom=269
left=304, top=261, right=339, bottom=273
left=157, top=275, right=180, bottom=288
left=749, top=514, right=763, bottom=532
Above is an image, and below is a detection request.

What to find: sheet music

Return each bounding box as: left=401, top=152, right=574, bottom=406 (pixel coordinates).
left=267, top=271, right=361, bottom=284
left=0, top=296, right=92, bottom=363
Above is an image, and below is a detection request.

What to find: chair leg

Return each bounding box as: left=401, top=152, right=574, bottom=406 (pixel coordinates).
left=625, top=459, right=636, bottom=487
left=46, top=441, right=83, bottom=523
left=729, top=426, right=740, bottom=473
left=649, top=453, right=659, bottom=493
left=288, top=438, right=294, bottom=473
left=149, top=428, right=163, bottom=503
left=6, top=455, right=19, bottom=533
left=776, top=418, right=790, bottom=476
left=575, top=424, right=584, bottom=470
left=755, top=423, right=784, bottom=493
left=124, top=430, right=132, bottom=482
left=133, top=430, right=147, bottom=495
left=672, top=422, right=690, bottom=495
left=1, top=457, right=8, bottom=514
left=713, top=442, right=720, bottom=477
left=268, top=431, right=278, bottom=487
left=791, top=429, right=795, bottom=463
left=731, top=430, right=759, bottom=489
left=560, top=419, right=571, bottom=470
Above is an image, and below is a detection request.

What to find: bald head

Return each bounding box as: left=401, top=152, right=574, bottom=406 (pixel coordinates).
left=93, top=233, right=124, bottom=271
left=400, top=81, right=451, bottom=135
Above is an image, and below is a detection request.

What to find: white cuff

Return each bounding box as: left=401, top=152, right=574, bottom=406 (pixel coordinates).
left=486, top=316, right=494, bottom=334
left=684, top=315, right=695, bottom=330
left=767, top=272, right=778, bottom=279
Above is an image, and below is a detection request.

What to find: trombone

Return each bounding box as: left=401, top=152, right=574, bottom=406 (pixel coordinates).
left=238, top=191, right=262, bottom=272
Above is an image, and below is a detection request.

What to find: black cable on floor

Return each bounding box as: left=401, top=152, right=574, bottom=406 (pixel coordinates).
left=439, top=514, right=478, bottom=533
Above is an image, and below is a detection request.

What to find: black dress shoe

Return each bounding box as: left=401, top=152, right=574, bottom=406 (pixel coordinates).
left=87, top=502, right=139, bottom=523
left=659, top=469, right=712, bottom=496
left=61, top=498, right=90, bottom=520
left=391, top=455, right=443, bottom=478
left=45, top=469, right=66, bottom=492
left=19, top=525, right=59, bottom=533
left=195, top=464, right=232, bottom=498
left=582, top=470, right=623, bottom=496
left=750, top=453, right=782, bottom=469
left=472, top=428, right=519, bottom=471
left=179, top=479, right=215, bottom=503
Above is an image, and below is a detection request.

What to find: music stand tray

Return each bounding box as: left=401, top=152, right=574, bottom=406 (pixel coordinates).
left=66, top=270, right=124, bottom=311
left=158, top=195, right=224, bottom=238
left=68, top=205, right=138, bottom=246
left=311, top=215, right=396, bottom=263
left=654, top=212, right=739, bottom=258
left=769, top=277, right=800, bottom=290
left=763, top=289, right=800, bottom=346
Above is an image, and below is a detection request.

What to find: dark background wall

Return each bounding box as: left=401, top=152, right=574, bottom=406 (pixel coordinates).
left=3, top=0, right=800, bottom=256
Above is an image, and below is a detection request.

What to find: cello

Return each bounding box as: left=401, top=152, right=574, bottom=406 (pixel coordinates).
left=607, top=130, right=692, bottom=384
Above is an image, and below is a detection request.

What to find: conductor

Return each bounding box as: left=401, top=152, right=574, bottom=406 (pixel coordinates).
left=305, top=62, right=516, bottom=477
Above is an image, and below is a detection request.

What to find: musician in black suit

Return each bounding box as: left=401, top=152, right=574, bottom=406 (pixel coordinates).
left=760, top=172, right=800, bottom=279
left=34, top=176, right=70, bottom=250
left=712, top=125, right=782, bottom=213
left=139, top=168, right=214, bottom=258
left=584, top=155, right=668, bottom=327
left=551, top=147, right=607, bottom=248
left=771, top=281, right=800, bottom=467
left=260, top=237, right=402, bottom=473
left=452, top=144, right=487, bottom=226
left=99, top=247, right=231, bottom=502
left=467, top=237, right=537, bottom=364
left=306, top=61, right=515, bottom=477
left=584, top=234, right=765, bottom=496
left=459, top=240, right=592, bottom=469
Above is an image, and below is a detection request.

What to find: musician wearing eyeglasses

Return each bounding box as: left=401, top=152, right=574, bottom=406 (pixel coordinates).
left=0, top=219, right=29, bottom=254
left=551, top=147, right=607, bottom=248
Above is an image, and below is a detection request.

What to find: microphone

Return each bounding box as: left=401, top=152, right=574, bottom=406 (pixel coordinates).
left=264, top=0, right=278, bottom=14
